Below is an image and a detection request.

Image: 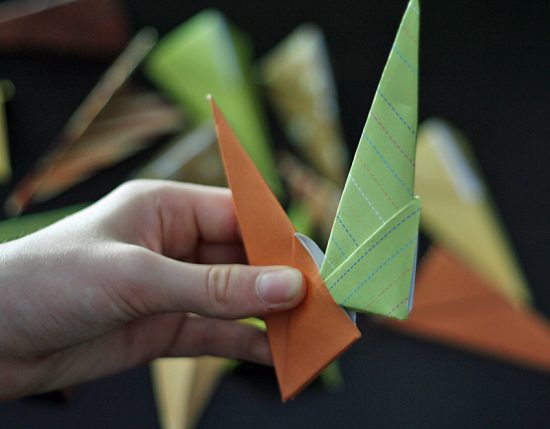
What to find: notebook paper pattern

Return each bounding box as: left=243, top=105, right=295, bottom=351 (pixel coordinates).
left=320, top=0, right=421, bottom=318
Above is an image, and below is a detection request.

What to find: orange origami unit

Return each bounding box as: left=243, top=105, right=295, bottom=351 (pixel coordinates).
left=209, top=98, right=361, bottom=401
left=381, top=119, right=550, bottom=372
left=388, top=247, right=550, bottom=372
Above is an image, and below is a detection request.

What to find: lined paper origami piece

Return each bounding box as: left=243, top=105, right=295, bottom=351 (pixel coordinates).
left=5, top=29, right=184, bottom=215
left=259, top=24, right=348, bottom=184
left=145, top=10, right=282, bottom=196
left=0, top=0, right=130, bottom=59
left=152, top=357, right=227, bottom=429
left=387, top=247, right=550, bottom=372
left=0, top=80, right=12, bottom=183
left=414, top=119, right=530, bottom=305
left=210, top=98, right=361, bottom=401
left=319, top=0, right=421, bottom=317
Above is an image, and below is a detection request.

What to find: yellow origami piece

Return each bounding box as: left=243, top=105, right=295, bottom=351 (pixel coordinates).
left=152, top=357, right=227, bottom=429
left=415, top=119, right=531, bottom=305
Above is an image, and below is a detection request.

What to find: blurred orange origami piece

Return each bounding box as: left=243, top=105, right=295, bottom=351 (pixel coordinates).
left=388, top=247, right=550, bottom=372
left=5, top=28, right=185, bottom=215
left=384, top=119, right=550, bottom=372
left=210, top=97, right=361, bottom=401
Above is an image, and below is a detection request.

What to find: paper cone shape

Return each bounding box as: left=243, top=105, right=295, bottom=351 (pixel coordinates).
left=210, top=98, right=360, bottom=401
left=415, top=119, right=530, bottom=305
left=145, top=10, right=282, bottom=196
left=387, top=247, right=550, bottom=372
left=259, top=24, right=348, bottom=184
left=4, top=29, right=183, bottom=215
left=152, top=357, right=226, bottom=429
left=319, top=0, right=421, bottom=318
left=26, top=89, right=182, bottom=203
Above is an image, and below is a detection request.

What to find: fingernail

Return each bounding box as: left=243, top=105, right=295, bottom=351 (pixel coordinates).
left=255, top=269, right=303, bottom=304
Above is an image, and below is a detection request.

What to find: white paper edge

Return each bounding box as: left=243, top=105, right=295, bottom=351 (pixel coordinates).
left=294, top=232, right=357, bottom=324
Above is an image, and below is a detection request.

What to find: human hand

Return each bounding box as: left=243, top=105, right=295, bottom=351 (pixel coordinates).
left=0, top=180, right=305, bottom=401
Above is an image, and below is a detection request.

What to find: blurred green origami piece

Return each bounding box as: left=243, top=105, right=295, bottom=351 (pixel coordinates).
left=145, top=10, right=282, bottom=196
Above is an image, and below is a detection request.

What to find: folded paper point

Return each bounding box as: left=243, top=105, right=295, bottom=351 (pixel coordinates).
left=319, top=0, right=421, bottom=318
left=209, top=97, right=360, bottom=401
left=387, top=247, right=550, bottom=373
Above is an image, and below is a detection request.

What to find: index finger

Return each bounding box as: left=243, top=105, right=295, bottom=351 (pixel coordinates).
left=134, top=181, right=242, bottom=259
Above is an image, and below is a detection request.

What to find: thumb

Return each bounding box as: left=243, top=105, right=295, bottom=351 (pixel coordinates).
left=123, top=247, right=306, bottom=319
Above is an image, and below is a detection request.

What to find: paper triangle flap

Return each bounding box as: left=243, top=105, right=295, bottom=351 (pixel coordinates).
left=210, top=97, right=360, bottom=401
left=411, top=247, right=491, bottom=309
left=388, top=246, right=550, bottom=372
left=324, top=197, right=421, bottom=318
left=275, top=237, right=361, bottom=401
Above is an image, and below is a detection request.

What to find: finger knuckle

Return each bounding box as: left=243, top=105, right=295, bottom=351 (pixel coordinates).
left=115, top=179, right=154, bottom=196
left=110, top=180, right=165, bottom=208
left=108, top=245, right=156, bottom=319
left=205, top=265, right=235, bottom=311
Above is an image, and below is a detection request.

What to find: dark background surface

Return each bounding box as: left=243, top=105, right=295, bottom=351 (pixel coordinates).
left=1, top=0, right=549, bottom=427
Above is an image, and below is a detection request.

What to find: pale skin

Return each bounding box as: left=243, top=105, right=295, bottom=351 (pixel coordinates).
left=0, top=180, right=305, bottom=401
